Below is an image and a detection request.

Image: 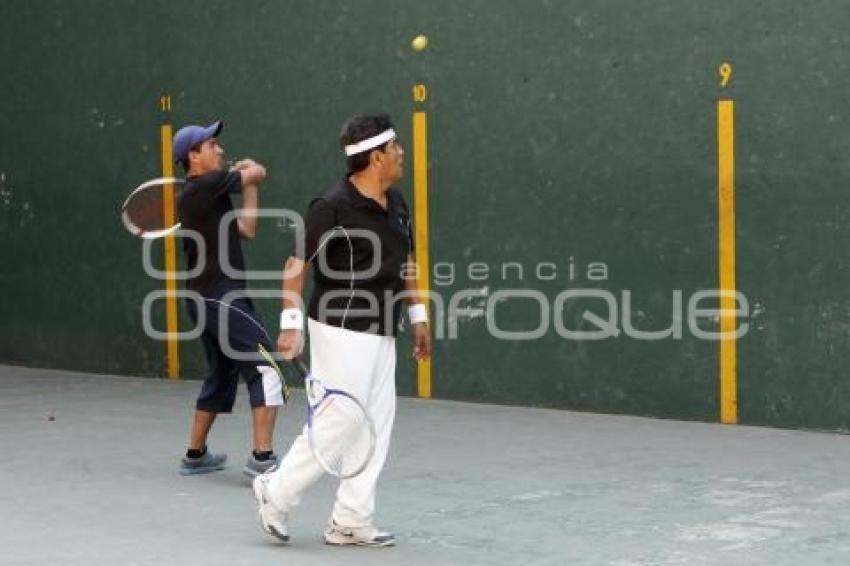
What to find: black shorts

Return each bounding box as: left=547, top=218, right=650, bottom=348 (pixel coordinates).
left=185, top=280, right=284, bottom=413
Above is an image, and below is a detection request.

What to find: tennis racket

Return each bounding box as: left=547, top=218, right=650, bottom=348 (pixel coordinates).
left=121, top=176, right=185, bottom=238
left=277, top=353, right=376, bottom=479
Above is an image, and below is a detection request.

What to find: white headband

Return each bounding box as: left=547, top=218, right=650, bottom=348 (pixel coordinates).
left=344, top=129, right=396, bottom=156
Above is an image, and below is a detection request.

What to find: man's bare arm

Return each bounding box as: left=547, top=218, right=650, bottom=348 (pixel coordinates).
left=233, top=159, right=266, bottom=240
left=277, top=256, right=310, bottom=359
left=403, top=254, right=432, bottom=360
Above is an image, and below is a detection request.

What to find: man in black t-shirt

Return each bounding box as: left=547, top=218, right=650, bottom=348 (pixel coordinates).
left=252, top=114, right=432, bottom=546
left=172, top=120, right=284, bottom=478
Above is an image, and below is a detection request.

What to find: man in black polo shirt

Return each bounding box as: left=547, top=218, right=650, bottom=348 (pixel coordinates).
left=173, top=120, right=284, bottom=477
left=252, top=114, right=431, bottom=546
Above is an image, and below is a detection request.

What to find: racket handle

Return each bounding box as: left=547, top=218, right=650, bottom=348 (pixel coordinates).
left=293, top=356, right=310, bottom=378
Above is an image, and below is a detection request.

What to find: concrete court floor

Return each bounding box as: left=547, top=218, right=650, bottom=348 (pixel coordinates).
left=2, top=364, right=850, bottom=566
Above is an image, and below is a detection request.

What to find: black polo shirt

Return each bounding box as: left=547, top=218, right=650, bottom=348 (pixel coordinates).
left=177, top=170, right=245, bottom=294
left=302, top=178, right=413, bottom=336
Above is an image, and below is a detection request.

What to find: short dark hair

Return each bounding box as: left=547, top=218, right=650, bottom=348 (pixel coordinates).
left=179, top=142, right=203, bottom=173
left=340, top=114, right=395, bottom=173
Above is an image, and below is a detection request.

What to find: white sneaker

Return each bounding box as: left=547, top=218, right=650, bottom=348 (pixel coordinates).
left=252, top=474, right=289, bottom=543
left=323, top=519, right=396, bottom=547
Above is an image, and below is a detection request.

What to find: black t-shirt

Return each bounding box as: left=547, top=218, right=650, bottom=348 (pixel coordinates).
left=301, top=178, right=413, bottom=336
left=177, top=170, right=245, bottom=294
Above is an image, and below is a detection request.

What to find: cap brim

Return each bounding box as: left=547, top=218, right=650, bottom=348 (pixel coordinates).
left=206, top=120, right=223, bottom=138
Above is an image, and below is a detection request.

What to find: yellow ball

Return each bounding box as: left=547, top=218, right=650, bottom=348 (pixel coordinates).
left=411, top=34, right=429, bottom=52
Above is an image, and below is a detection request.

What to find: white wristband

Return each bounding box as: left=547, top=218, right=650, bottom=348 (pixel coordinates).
left=408, top=304, right=428, bottom=325
left=280, top=309, right=304, bottom=330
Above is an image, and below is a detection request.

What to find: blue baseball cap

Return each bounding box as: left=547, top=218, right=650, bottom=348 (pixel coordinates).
left=172, top=120, right=223, bottom=163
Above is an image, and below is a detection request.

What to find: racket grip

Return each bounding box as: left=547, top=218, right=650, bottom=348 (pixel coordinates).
left=293, top=356, right=310, bottom=378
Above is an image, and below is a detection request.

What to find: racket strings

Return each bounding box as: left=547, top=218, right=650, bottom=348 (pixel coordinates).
left=126, top=185, right=169, bottom=231
left=309, top=394, right=373, bottom=478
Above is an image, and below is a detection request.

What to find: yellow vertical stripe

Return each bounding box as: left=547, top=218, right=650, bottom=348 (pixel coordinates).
left=160, top=124, right=180, bottom=380
left=413, top=111, right=431, bottom=398
left=717, top=100, right=737, bottom=424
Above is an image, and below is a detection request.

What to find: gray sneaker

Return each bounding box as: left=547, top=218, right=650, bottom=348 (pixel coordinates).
left=179, top=450, right=227, bottom=476
left=323, top=519, right=396, bottom=547
left=243, top=453, right=280, bottom=478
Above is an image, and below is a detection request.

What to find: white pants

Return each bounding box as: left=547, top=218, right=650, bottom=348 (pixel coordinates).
left=266, top=318, right=397, bottom=527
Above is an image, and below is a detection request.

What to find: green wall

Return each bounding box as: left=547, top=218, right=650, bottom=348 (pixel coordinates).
left=2, top=0, right=850, bottom=430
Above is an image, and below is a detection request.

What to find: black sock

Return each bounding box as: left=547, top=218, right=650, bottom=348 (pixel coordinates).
left=253, top=450, right=274, bottom=462
left=186, top=446, right=207, bottom=459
